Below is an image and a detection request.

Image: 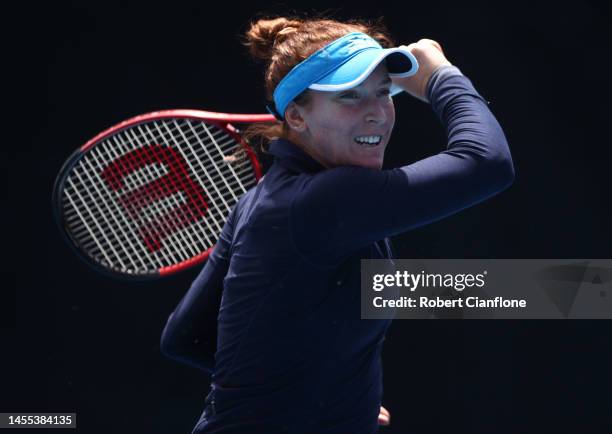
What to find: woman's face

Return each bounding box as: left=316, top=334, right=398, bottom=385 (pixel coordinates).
left=288, top=63, right=396, bottom=170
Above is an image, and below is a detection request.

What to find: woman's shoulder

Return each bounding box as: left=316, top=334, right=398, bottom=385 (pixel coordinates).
left=295, top=165, right=390, bottom=207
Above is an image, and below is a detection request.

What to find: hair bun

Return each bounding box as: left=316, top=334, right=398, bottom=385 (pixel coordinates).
left=244, top=17, right=303, bottom=61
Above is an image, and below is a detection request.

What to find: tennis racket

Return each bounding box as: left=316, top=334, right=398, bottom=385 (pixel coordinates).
left=52, top=109, right=276, bottom=279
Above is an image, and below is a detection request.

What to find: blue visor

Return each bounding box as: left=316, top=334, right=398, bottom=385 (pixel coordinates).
left=271, top=32, right=419, bottom=119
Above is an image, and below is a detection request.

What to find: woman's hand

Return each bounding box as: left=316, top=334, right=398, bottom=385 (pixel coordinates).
left=378, top=405, right=391, bottom=426
left=392, top=39, right=452, bottom=103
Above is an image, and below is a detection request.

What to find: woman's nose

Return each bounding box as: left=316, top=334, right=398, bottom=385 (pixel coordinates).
left=364, top=100, right=389, bottom=124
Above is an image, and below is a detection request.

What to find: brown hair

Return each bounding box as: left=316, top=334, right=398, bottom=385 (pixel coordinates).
left=242, top=16, right=394, bottom=150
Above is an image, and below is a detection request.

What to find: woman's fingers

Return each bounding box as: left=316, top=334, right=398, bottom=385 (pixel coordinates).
left=378, top=405, right=391, bottom=425
left=393, top=38, right=452, bottom=102
left=417, top=38, right=444, bottom=53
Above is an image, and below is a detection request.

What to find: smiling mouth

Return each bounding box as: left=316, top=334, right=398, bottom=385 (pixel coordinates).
left=354, top=135, right=382, bottom=147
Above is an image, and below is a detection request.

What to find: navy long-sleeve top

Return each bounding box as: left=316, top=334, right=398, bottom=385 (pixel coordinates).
left=160, top=65, right=515, bottom=434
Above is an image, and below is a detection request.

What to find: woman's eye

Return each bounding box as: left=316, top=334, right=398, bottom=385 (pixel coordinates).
left=378, top=88, right=391, bottom=97
left=340, top=91, right=359, bottom=99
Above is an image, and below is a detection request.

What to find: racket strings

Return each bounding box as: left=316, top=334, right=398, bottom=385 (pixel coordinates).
left=103, top=134, right=203, bottom=265
left=61, top=118, right=258, bottom=274
left=83, top=147, right=168, bottom=269
left=137, top=122, right=253, bottom=231
left=155, top=122, right=234, bottom=225
left=71, top=154, right=146, bottom=270
left=68, top=122, right=245, bottom=269
left=65, top=135, right=201, bottom=269
left=123, top=125, right=219, bottom=262
left=70, top=125, right=252, bottom=203
left=70, top=125, right=230, bottom=247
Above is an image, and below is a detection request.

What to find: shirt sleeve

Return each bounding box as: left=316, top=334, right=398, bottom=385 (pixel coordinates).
left=290, top=65, right=515, bottom=265
left=159, top=205, right=236, bottom=372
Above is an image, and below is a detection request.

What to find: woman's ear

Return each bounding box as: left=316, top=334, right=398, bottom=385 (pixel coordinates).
left=284, top=102, right=307, bottom=133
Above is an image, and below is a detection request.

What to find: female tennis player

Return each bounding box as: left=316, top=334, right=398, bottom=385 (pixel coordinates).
left=160, top=16, right=514, bottom=434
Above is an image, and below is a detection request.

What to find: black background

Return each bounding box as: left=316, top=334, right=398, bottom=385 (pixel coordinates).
left=4, top=0, right=612, bottom=433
